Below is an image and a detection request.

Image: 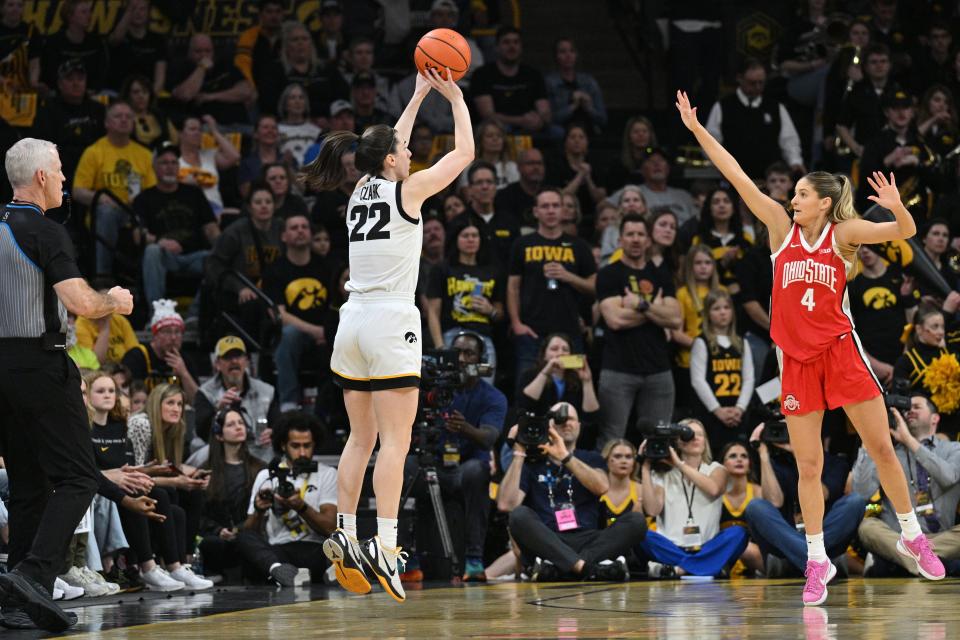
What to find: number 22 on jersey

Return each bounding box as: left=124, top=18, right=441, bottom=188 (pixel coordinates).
left=349, top=202, right=391, bottom=242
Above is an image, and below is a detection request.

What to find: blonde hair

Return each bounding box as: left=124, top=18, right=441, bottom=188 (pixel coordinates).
left=82, top=370, right=128, bottom=425
left=144, top=383, right=186, bottom=466
left=601, top=438, right=639, bottom=481
left=678, top=418, right=712, bottom=464
left=701, top=288, right=743, bottom=355
left=801, top=171, right=859, bottom=224
left=681, top=244, right=720, bottom=313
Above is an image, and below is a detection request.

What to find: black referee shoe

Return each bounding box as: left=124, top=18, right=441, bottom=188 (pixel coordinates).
left=0, top=570, right=75, bottom=632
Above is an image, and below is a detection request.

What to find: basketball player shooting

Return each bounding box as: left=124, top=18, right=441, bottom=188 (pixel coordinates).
left=676, top=90, right=945, bottom=606
left=298, top=67, right=472, bottom=602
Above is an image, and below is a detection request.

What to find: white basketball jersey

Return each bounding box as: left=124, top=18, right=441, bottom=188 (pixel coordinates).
left=344, top=175, right=422, bottom=297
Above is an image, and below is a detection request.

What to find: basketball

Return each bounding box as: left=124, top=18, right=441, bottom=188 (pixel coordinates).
left=414, top=28, right=471, bottom=81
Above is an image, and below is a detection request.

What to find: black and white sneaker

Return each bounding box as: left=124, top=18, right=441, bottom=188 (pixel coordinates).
left=323, top=530, right=371, bottom=594
left=359, top=536, right=407, bottom=602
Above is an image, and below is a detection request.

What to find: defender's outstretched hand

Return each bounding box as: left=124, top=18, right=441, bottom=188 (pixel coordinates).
left=421, top=66, right=463, bottom=103
left=675, top=90, right=700, bottom=132
left=866, top=171, right=902, bottom=210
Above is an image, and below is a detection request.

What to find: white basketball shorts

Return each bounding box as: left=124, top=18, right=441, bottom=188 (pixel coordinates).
left=330, top=295, right=422, bottom=390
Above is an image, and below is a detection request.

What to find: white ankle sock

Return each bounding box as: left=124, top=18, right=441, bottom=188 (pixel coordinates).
left=897, top=511, right=922, bottom=541
left=338, top=513, right=357, bottom=539
left=377, top=517, right=398, bottom=551
left=806, top=532, right=827, bottom=562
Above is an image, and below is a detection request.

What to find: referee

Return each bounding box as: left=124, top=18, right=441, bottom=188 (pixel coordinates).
left=0, top=138, right=133, bottom=632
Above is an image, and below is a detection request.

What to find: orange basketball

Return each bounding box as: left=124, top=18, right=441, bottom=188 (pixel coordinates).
left=414, top=28, right=471, bottom=81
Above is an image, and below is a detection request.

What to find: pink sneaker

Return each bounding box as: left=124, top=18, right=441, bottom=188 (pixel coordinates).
left=897, top=534, right=946, bottom=580
left=801, top=559, right=836, bottom=606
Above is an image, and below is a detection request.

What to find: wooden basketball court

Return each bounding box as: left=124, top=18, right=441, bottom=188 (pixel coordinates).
left=61, top=578, right=959, bottom=638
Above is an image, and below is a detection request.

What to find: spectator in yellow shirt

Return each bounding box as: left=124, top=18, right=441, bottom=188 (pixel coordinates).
left=73, top=101, right=156, bottom=278
left=76, top=311, right=141, bottom=365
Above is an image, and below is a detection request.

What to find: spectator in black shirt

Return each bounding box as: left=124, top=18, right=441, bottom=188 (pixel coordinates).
left=450, top=161, right=520, bottom=266
left=310, top=147, right=358, bottom=265
left=263, top=163, right=308, bottom=220
left=549, top=124, right=607, bottom=224
left=596, top=214, right=682, bottom=446
left=909, top=21, right=953, bottom=94
left=350, top=71, right=391, bottom=133
left=517, top=332, right=599, bottom=429
left=471, top=26, right=554, bottom=139
left=38, top=0, right=109, bottom=93
left=508, top=188, right=596, bottom=380
left=0, top=0, right=41, bottom=95
left=848, top=245, right=912, bottom=387
left=31, top=60, right=104, bottom=185
left=426, top=218, right=504, bottom=374
left=121, top=299, right=199, bottom=403
left=234, top=0, right=285, bottom=104
left=494, top=147, right=545, bottom=229
left=735, top=222, right=773, bottom=380
left=107, top=0, right=168, bottom=93
left=135, top=142, right=219, bottom=306
left=121, top=75, right=177, bottom=150
left=836, top=43, right=899, bottom=160
left=168, top=33, right=253, bottom=126
left=263, top=214, right=332, bottom=411
left=198, top=407, right=265, bottom=578
left=856, top=90, right=937, bottom=218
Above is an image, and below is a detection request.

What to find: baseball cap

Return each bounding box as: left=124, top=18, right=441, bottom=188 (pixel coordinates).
left=640, top=146, right=672, bottom=164
left=320, top=0, right=341, bottom=14
left=351, top=71, right=376, bottom=88
left=431, top=0, right=459, bottom=14
left=215, top=335, right=247, bottom=359
left=883, top=90, right=913, bottom=110
left=58, top=58, right=86, bottom=78
left=330, top=99, right=354, bottom=117
left=153, top=140, right=180, bottom=159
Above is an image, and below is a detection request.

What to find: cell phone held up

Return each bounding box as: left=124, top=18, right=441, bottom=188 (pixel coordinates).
left=557, top=354, right=585, bottom=369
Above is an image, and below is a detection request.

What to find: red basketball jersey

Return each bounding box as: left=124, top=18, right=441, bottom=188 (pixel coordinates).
left=770, top=223, right=854, bottom=362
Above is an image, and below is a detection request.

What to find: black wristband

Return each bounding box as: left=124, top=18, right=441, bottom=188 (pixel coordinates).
left=296, top=503, right=308, bottom=514
left=560, top=452, right=574, bottom=466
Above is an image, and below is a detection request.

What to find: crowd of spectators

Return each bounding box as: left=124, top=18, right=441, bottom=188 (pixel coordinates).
left=2, top=0, right=960, bottom=594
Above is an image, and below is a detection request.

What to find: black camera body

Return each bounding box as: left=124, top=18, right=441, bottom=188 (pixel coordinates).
left=643, top=422, right=695, bottom=460
left=885, top=379, right=912, bottom=429
left=749, top=403, right=791, bottom=448
left=515, top=405, right=571, bottom=463
left=266, top=457, right=318, bottom=507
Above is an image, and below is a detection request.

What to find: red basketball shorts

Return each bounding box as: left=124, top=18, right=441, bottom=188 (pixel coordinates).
left=777, top=332, right=883, bottom=415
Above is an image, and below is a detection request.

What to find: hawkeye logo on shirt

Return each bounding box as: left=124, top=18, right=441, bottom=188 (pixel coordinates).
left=285, top=277, right=328, bottom=311
left=447, top=276, right=494, bottom=324
left=524, top=245, right=575, bottom=264
left=862, top=286, right=897, bottom=310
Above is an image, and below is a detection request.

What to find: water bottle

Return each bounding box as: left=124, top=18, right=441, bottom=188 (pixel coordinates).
left=546, top=278, right=559, bottom=291
left=127, top=170, right=141, bottom=200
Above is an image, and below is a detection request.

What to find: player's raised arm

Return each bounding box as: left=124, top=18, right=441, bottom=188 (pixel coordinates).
left=393, top=71, right=432, bottom=150
left=675, top=90, right=791, bottom=243
left=834, top=171, right=917, bottom=246
left=403, top=68, right=475, bottom=205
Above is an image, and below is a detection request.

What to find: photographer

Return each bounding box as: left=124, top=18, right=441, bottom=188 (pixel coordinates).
left=497, top=402, right=645, bottom=581
left=854, top=397, right=960, bottom=577
left=637, top=419, right=747, bottom=577
left=743, top=423, right=865, bottom=576
left=403, top=333, right=507, bottom=582
left=238, top=412, right=337, bottom=586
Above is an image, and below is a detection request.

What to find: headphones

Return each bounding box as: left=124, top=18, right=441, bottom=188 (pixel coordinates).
left=453, top=330, right=486, bottom=363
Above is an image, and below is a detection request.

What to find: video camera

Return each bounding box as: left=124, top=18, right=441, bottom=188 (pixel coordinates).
left=751, top=403, right=791, bottom=448
left=515, top=405, right=570, bottom=463
left=642, top=421, right=695, bottom=460
left=259, top=456, right=318, bottom=513
left=884, top=379, right=912, bottom=429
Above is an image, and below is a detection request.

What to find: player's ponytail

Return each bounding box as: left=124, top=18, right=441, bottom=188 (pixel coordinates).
left=299, top=130, right=360, bottom=191
left=803, top=171, right=859, bottom=224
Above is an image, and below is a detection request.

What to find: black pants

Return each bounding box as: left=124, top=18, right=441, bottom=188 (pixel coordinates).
left=198, top=536, right=240, bottom=576
left=0, top=346, right=99, bottom=592
left=508, top=505, right=647, bottom=574
left=149, top=487, right=186, bottom=565
left=403, top=456, right=491, bottom=560
left=236, top=530, right=327, bottom=582
left=116, top=487, right=181, bottom=565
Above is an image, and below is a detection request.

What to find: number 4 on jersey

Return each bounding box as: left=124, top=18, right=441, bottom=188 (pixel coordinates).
left=801, top=288, right=815, bottom=311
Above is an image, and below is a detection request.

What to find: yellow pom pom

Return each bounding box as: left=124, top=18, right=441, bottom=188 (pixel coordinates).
left=922, top=353, right=960, bottom=414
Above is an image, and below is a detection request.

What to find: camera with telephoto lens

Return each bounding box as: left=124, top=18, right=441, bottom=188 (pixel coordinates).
left=885, top=378, right=912, bottom=429
left=515, top=405, right=571, bottom=463
left=642, top=422, right=696, bottom=460
left=750, top=403, right=791, bottom=448
left=264, top=456, right=318, bottom=513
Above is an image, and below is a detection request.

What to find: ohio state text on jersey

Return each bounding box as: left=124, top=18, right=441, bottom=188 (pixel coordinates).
left=770, top=223, right=858, bottom=362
